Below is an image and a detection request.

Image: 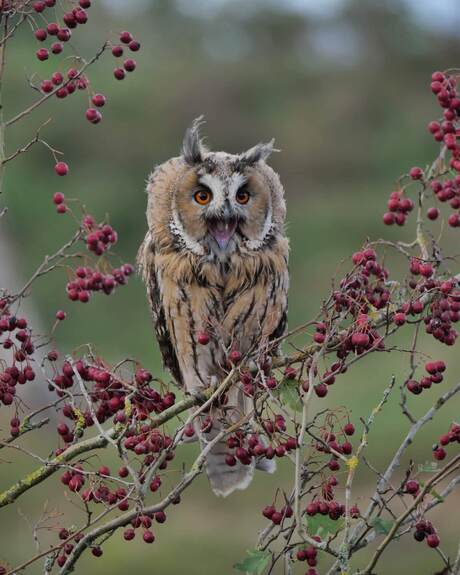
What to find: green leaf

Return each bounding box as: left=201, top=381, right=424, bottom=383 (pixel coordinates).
left=234, top=550, right=271, bottom=574
left=371, top=517, right=394, bottom=535
left=277, top=379, right=303, bottom=412
left=418, top=461, right=438, bottom=473
left=306, top=514, right=344, bottom=537
left=430, top=488, right=444, bottom=503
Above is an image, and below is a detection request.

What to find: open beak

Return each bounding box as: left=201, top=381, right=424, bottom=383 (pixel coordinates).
left=207, top=217, right=237, bottom=250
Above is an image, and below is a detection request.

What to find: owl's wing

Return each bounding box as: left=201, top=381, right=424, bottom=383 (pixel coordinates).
left=137, top=233, right=184, bottom=387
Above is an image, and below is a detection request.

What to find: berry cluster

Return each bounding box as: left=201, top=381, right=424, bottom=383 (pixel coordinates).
left=413, top=519, right=440, bottom=548
left=406, top=360, right=446, bottom=395
left=336, top=248, right=390, bottom=315
left=382, top=190, right=414, bottom=226
left=83, top=215, right=118, bottom=255
left=430, top=178, right=460, bottom=227
left=0, top=307, right=35, bottom=408
left=296, top=538, right=321, bottom=573
left=424, top=281, right=460, bottom=345
left=262, top=503, right=293, bottom=525
left=55, top=528, right=84, bottom=567
left=66, top=264, right=133, bottom=303
left=31, top=1, right=142, bottom=182
left=432, top=422, right=460, bottom=461
left=383, top=72, right=460, bottom=229
left=50, top=361, right=175, bottom=430
left=111, top=31, right=140, bottom=81
left=224, top=425, right=298, bottom=468
left=305, top=498, right=346, bottom=520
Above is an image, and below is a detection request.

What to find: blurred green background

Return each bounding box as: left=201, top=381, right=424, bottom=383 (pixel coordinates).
left=1, top=0, right=460, bottom=573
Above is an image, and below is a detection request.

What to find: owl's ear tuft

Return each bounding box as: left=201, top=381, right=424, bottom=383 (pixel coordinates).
left=238, top=139, right=278, bottom=167
left=182, top=116, right=206, bottom=166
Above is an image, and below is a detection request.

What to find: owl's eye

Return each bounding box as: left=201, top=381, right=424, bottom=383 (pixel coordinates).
left=194, top=187, right=213, bottom=206
left=236, top=186, right=250, bottom=205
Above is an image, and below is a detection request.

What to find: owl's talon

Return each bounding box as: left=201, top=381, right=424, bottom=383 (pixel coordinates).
left=189, top=390, right=208, bottom=405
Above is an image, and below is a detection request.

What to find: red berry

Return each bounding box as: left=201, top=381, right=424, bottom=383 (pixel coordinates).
left=343, top=423, right=355, bottom=436
left=86, top=108, right=102, bottom=124
left=197, top=331, right=210, bottom=345
left=56, top=310, right=66, bottom=321
left=120, top=31, right=133, bottom=44
left=155, top=511, right=166, bottom=523
left=383, top=212, right=395, bottom=225
left=91, top=546, right=103, bottom=557
left=314, top=383, right=328, bottom=398
left=229, top=349, right=242, bottom=364
left=52, top=72, right=64, bottom=85
left=143, top=530, right=155, bottom=543
left=427, top=207, right=439, bottom=220
left=41, top=80, right=54, bottom=93
left=124, top=58, right=136, bottom=72
left=36, top=48, right=49, bottom=61
left=91, top=93, right=106, bottom=107
left=55, top=162, right=69, bottom=176
left=405, top=480, right=419, bottom=494
left=56, top=204, right=67, bottom=214
left=53, top=192, right=65, bottom=205
left=114, top=68, right=125, bottom=80
left=47, top=22, right=59, bottom=35
left=407, top=380, right=422, bottom=395
left=426, top=534, right=440, bottom=548
left=394, top=312, right=406, bottom=326
left=57, top=28, right=72, bottom=42
left=433, top=447, right=446, bottom=460
left=123, top=528, right=135, bottom=541
left=75, top=9, right=88, bottom=24
left=35, top=28, right=47, bottom=41
left=112, top=45, right=124, bottom=57
left=409, top=167, right=423, bottom=180
left=33, top=1, right=46, bottom=12
left=51, top=42, right=63, bottom=54
left=129, top=40, right=141, bottom=52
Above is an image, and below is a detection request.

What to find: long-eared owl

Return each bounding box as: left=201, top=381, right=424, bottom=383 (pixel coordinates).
left=138, top=118, right=289, bottom=496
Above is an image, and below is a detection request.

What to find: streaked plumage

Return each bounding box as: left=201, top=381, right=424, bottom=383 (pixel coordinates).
left=138, top=118, right=289, bottom=496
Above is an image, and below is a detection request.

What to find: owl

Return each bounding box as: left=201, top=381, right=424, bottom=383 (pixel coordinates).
left=138, top=118, right=289, bottom=496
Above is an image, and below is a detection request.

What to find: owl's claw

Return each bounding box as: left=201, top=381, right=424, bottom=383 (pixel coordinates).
left=188, top=389, right=208, bottom=405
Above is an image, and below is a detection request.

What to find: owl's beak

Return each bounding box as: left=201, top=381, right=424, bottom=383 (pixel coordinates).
left=207, top=217, right=237, bottom=250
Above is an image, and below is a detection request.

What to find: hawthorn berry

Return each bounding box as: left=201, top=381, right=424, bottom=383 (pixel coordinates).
left=112, top=45, right=124, bottom=57
left=86, top=108, right=102, bottom=124
left=129, top=40, right=141, bottom=52
left=197, top=331, right=210, bottom=345
left=426, top=533, right=440, bottom=548
left=35, top=28, right=47, bottom=41
left=56, top=310, right=66, bottom=321
left=120, top=31, right=133, bottom=44
left=124, top=58, right=136, bottom=72
left=92, top=93, right=106, bottom=107
left=409, top=166, right=423, bottom=180
left=143, top=530, right=155, bottom=543
left=55, top=162, right=69, bottom=176
left=36, top=48, right=49, bottom=61
left=114, top=68, right=125, bottom=80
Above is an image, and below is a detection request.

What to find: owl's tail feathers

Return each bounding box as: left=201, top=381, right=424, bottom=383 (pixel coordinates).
left=205, top=441, right=255, bottom=497
left=203, top=437, right=276, bottom=497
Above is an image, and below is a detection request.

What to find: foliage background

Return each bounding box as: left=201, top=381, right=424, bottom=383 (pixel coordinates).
left=1, top=0, right=460, bottom=573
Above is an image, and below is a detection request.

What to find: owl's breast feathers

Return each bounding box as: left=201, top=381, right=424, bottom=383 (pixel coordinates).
left=138, top=231, right=288, bottom=390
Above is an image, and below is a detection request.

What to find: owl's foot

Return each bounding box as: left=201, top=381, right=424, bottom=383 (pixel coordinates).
left=188, top=389, right=208, bottom=405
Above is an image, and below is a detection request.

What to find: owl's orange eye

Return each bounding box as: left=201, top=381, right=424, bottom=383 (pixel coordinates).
left=194, top=188, right=213, bottom=206
left=236, top=186, right=250, bottom=205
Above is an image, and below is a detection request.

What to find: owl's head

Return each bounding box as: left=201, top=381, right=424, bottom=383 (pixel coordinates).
left=146, top=117, right=286, bottom=259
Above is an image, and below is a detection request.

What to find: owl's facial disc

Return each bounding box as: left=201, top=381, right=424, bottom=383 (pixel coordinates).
left=207, top=216, right=238, bottom=250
